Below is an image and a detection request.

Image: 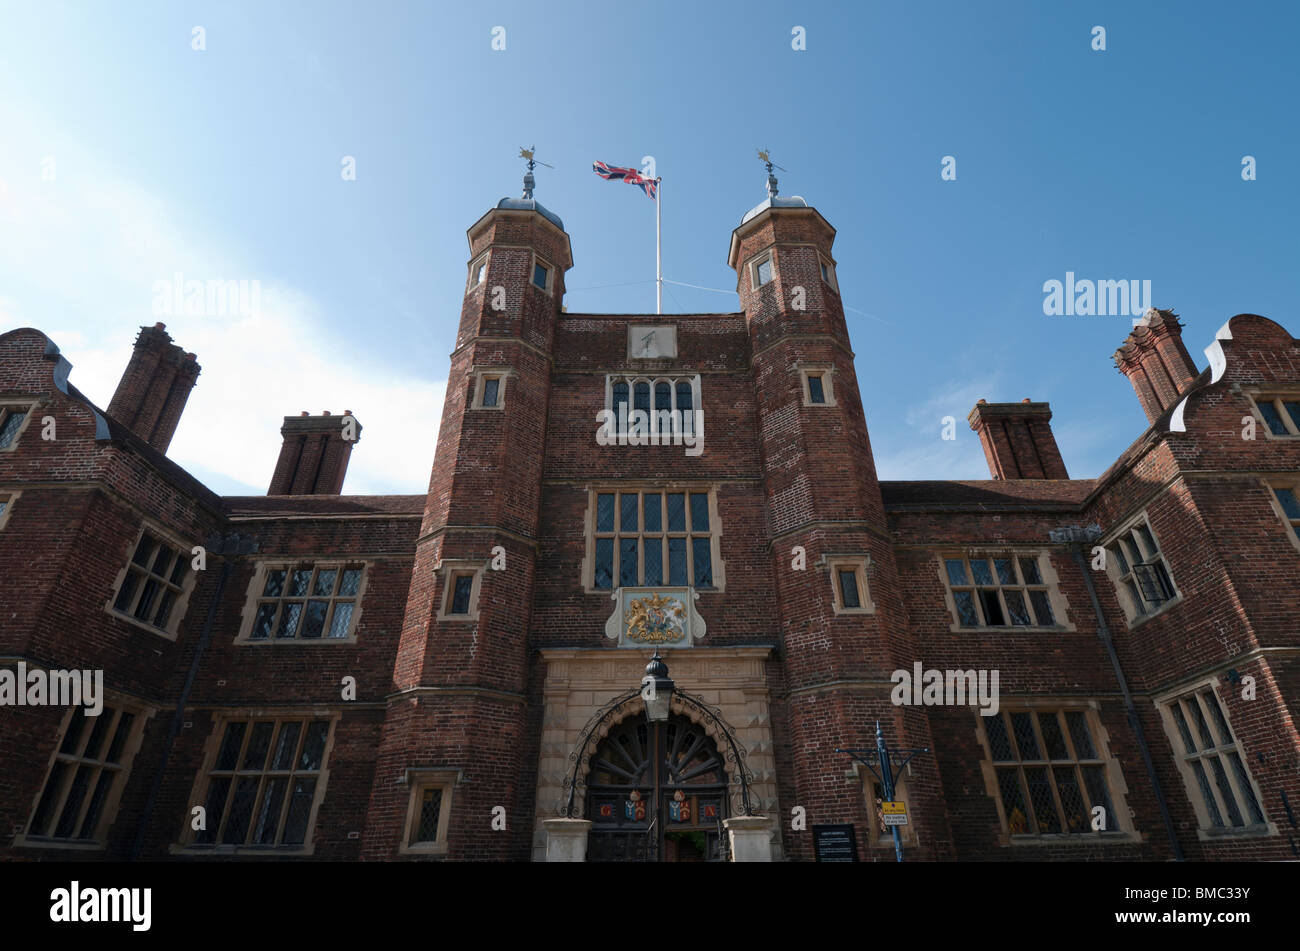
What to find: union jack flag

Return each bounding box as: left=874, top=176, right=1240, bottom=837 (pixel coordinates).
left=592, top=161, right=658, bottom=200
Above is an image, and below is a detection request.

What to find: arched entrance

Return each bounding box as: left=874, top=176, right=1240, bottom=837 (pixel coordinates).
left=584, top=712, right=729, bottom=861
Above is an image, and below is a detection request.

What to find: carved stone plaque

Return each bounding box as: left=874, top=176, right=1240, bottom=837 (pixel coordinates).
left=628, top=325, right=677, bottom=360
left=604, top=587, right=706, bottom=647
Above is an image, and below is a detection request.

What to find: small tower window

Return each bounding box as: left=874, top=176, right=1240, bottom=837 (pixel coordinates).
left=468, top=254, right=488, bottom=291
left=818, top=255, right=838, bottom=291
left=532, top=263, right=549, bottom=289
left=838, top=569, right=860, bottom=609
left=449, top=575, right=474, bottom=614
left=470, top=368, right=512, bottom=410
left=754, top=255, right=773, bottom=287
left=807, top=375, right=826, bottom=404
left=437, top=561, right=484, bottom=620
left=799, top=365, right=836, bottom=407
left=827, top=557, right=873, bottom=615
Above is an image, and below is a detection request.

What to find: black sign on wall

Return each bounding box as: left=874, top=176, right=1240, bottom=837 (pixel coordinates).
left=812, top=823, right=859, bottom=862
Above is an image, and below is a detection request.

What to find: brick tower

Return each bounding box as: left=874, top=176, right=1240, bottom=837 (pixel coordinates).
left=362, top=169, right=571, bottom=859
left=729, top=168, right=947, bottom=859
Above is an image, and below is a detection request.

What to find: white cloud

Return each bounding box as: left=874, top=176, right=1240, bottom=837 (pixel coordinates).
left=56, top=294, right=441, bottom=496
left=0, top=116, right=441, bottom=497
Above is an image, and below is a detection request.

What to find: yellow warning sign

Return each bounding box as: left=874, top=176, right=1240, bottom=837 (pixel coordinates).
left=881, top=801, right=908, bottom=826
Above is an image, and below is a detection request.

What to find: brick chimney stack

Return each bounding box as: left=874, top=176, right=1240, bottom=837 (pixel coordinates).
left=968, top=398, right=1069, bottom=480
left=268, top=410, right=361, bottom=495
left=1113, top=307, right=1201, bottom=424
left=107, top=322, right=201, bottom=454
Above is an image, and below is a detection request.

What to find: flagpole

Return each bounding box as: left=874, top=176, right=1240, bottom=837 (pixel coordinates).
left=655, top=177, right=662, bottom=315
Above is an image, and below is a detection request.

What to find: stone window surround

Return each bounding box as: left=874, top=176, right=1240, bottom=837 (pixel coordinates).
left=934, top=548, right=1074, bottom=634
left=466, top=250, right=490, bottom=292
left=817, top=251, right=839, bottom=293
left=0, top=400, right=37, bottom=452
left=797, top=363, right=837, bottom=407
left=822, top=553, right=875, bottom=615
left=13, top=693, right=154, bottom=851
left=747, top=249, right=775, bottom=291
left=399, top=767, right=462, bottom=856
left=1100, top=513, right=1182, bottom=627
left=233, top=559, right=371, bottom=645
left=603, top=374, right=701, bottom=416
left=1153, top=678, right=1273, bottom=840
left=436, top=558, right=486, bottom=622
left=104, top=521, right=199, bottom=642
left=580, top=483, right=727, bottom=594
left=531, top=251, right=555, bottom=295
left=173, top=708, right=341, bottom=856
left=1243, top=388, right=1300, bottom=440
left=0, top=487, right=19, bottom=531
left=1261, top=475, right=1300, bottom=555
left=974, top=699, right=1138, bottom=846
left=468, top=366, right=514, bottom=411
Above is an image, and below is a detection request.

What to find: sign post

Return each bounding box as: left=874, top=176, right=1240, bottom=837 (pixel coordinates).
left=835, top=722, right=930, bottom=863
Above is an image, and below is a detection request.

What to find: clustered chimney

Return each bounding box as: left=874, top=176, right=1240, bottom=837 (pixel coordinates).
left=1113, top=307, right=1201, bottom=424
left=968, top=399, right=1069, bottom=480
left=268, top=410, right=361, bottom=495
left=107, top=322, right=201, bottom=454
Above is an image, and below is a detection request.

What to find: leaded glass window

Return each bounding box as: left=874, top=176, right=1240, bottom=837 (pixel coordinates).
left=1270, top=484, right=1300, bottom=542
left=807, top=375, right=826, bottom=404
left=250, top=563, right=363, bottom=639
left=983, top=709, right=1119, bottom=836
left=0, top=406, right=28, bottom=449
left=413, top=788, right=443, bottom=844
left=1106, top=517, right=1176, bottom=619
left=1162, top=687, right=1266, bottom=830
left=591, top=489, right=717, bottom=589
left=943, top=554, right=1057, bottom=628
left=1250, top=393, right=1300, bottom=436
left=191, top=718, right=332, bottom=848
left=27, top=706, right=141, bottom=843
left=605, top=376, right=699, bottom=435
left=112, top=529, right=191, bottom=633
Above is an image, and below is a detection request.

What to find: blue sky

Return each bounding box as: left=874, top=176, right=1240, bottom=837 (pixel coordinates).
left=1, top=1, right=1296, bottom=494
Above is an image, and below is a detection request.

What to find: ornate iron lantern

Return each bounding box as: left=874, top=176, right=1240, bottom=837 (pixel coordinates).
left=640, top=650, right=675, bottom=722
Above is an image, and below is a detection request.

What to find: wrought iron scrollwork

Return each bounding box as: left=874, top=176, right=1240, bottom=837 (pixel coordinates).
left=559, top=687, right=642, bottom=818
left=671, top=689, right=758, bottom=817
left=558, top=685, right=757, bottom=819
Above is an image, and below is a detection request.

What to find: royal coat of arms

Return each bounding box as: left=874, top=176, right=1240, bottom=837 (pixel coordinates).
left=626, top=593, right=687, bottom=644
left=604, top=586, right=707, bottom=648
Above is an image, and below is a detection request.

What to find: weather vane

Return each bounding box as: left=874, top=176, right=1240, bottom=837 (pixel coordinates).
left=757, top=148, right=787, bottom=199
left=756, top=148, right=788, bottom=175
left=519, top=146, right=555, bottom=200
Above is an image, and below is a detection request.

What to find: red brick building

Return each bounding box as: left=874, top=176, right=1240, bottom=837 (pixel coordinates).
left=2, top=179, right=1298, bottom=862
